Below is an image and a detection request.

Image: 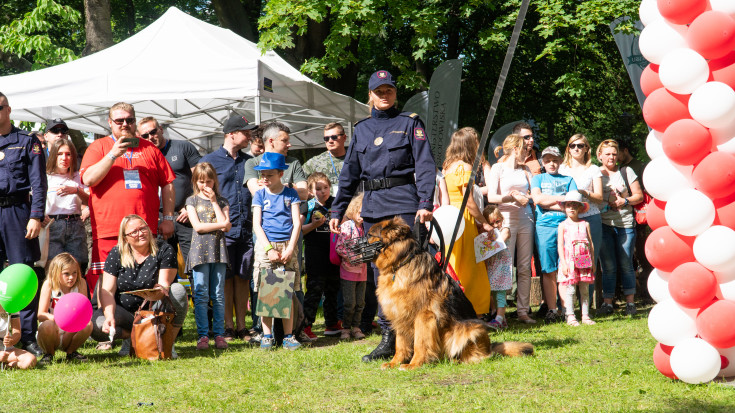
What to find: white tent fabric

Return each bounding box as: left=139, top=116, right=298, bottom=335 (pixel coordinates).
left=0, top=7, right=367, bottom=150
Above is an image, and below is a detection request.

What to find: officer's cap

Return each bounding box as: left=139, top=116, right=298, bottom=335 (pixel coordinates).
left=45, top=118, right=68, bottom=132
left=223, top=114, right=257, bottom=134
left=369, top=70, right=397, bottom=90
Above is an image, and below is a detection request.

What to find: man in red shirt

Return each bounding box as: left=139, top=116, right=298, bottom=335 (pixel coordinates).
left=80, top=102, right=176, bottom=291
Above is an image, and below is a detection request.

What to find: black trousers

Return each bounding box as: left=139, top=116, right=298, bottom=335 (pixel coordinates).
left=302, top=260, right=341, bottom=327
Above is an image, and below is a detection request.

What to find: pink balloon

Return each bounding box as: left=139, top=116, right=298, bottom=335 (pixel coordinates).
left=697, top=299, right=735, bottom=348
left=641, top=64, right=664, bottom=97
left=710, top=51, right=735, bottom=89
left=648, top=198, right=668, bottom=230
left=662, top=119, right=712, bottom=165
left=54, top=292, right=93, bottom=333
left=687, top=11, right=735, bottom=60
left=642, top=88, right=692, bottom=132
left=714, top=192, right=735, bottom=230
left=691, top=152, right=735, bottom=199
left=669, top=262, right=718, bottom=308
left=658, top=0, right=708, bottom=25
left=645, top=226, right=696, bottom=273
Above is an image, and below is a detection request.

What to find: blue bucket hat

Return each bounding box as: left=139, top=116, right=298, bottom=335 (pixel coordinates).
left=253, top=152, right=288, bottom=171
left=368, top=70, right=397, bottom=90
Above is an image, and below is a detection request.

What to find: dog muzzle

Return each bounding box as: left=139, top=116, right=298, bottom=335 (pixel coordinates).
left=343, top=236, right=384, bottom=264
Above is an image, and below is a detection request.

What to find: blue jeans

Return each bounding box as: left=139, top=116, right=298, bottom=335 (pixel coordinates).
left=600, top=224, right=636, bottom=299
left=193, top=263, right=227, bottom=338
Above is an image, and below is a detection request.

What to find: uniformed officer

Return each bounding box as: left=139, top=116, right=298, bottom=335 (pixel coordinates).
left=329, top=70, right=435, bottom=363
left=0, top=92, right=48, bottom=356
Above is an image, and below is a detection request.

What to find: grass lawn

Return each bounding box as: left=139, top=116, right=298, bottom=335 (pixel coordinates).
left=3, top=302, right=734, bottom=412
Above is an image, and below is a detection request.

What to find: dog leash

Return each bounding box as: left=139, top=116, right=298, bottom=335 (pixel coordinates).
left=442, top=0, right=531, bottom=273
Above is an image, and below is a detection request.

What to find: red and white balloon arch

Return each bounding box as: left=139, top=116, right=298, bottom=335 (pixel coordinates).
left=639, top=0, right=735, bottom=384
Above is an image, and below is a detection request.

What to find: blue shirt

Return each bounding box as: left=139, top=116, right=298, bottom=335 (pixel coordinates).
left=253, top=186, right=301, bottom=242
left=199, top=147, right=251, bottom=240
left=531, top=173, right=577, bottom=227
left=0, top=126, right=47, bottom=218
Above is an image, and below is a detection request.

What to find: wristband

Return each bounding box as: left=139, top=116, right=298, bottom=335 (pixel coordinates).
left=264, top=244, right=274, bottom=253
left=163, top=215, right=175, bottom=221
left=624, top=198, right=629, bottom=206
left=107, top=152, right=117, bottom=161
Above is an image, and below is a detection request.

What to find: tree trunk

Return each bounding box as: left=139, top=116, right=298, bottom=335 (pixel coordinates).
left=212, top=0, right=257, bottom=42
left=0, top=50, right=32, bottom=72
left=82, top=0, right=113, bottom=56
left=123, top=0, right=136, bottom=38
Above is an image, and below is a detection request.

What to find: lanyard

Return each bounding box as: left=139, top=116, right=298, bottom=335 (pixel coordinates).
left=329, top=153, right=339, bottom=178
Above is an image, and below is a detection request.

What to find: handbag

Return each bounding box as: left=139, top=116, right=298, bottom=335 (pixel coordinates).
left=620, top=166, right=651, bottom=225
left=572, top=240, right=593, bottom=269
left=130, top=295, right=177, bottom=360
left=329, top=232, right=341, bottom=266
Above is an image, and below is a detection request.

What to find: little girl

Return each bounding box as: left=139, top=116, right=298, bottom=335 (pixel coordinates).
left=482, top=205, right=512, bottom=330
left=557, top=191, right=596, bottom=326
left=186, top=163, right=232, bottom=351
left=45, top=138, right=89, bottom=276
left=0, top=304, right=37, bottom=369
left=335, top=194, right=367, bottom=340
left=37, top=253, right=92, bottom=363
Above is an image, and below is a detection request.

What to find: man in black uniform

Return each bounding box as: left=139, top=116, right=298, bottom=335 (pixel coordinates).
left=0, top=92, right=48, bottom=356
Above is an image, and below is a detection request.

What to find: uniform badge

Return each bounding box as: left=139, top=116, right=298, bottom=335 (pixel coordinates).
left=0, top=151, right=4, bottom=161
left=377, top=71, right=388, bottom=79
left=414, top=128, right=426, bottom=140
left=374, top=137, right=383, bottom=146
left=32, top=143, right=42, bottom=154
left=171, top=156, right=178, bottom=162
left=284, top=198, right=292, bottom=208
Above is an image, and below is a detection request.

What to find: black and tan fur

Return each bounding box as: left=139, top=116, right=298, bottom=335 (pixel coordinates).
left=369, top=217, right=534, bottom=370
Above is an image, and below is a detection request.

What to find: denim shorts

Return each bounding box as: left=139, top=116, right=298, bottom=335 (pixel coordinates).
left=534, top=224, right=560, bottom=274
left=48, top=218, right=88, bottom=266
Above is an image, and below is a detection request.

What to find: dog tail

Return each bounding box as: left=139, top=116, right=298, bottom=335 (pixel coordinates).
left=492, top=341, right=534, bottom=357
left=445, top=320, right=492, bottom=362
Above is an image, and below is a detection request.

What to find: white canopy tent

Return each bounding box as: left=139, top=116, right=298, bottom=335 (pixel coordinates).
left=0, top=7, right=367, bottom=151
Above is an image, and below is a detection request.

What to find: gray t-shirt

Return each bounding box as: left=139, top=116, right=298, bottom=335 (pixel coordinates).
left=244, top=153, right=307, bottom=187
left=161, top=139, right=202, bottom=211
left=601, top=167, right=637, bottom=228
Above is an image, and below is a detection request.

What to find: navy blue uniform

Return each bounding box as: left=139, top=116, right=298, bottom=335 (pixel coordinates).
left=0, top=126, right=48, bottom=342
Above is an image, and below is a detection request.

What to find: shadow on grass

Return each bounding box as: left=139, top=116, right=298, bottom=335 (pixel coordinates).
left=661, top=397, right=735, bottom=412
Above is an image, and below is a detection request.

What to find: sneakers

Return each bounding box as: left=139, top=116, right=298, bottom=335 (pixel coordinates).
left=65, top=351, right=89, bottom=362
left=351, top=327, right=366, bottom=339
left=544, top=311, right=561, bottom=324
left=298, top=330, right=316, bottom=343
left=39, top=353, right=54, bottom=365
left=260, top=335, right=275, bottom=350
left=324, top=321, right=343, bottom=337
left=282, top=335, right=301, bottom=350
left=119, top=338, right=131, bottom=356
left=249, top=332, right=263, bottom=345
left=597, top=303, right=614, bottom=316
left=223, top=328, right=236, bottom=342
left=340, top=329, right=351, bottom=340
left=196, top=336, right=210, bottom=351
left=487, top=317, right=508, bottom=330
left=625, top=303, right=638, bottom=316
left=214, top=336, right=228, bottom=349
left=302, top=325, right=318, bottom=341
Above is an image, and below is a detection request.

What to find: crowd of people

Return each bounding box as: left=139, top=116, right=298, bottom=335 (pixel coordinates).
left=0, top=70, right=649, bottom=369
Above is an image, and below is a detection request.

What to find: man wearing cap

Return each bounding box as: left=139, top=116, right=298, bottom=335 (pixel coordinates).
left=530, top=146, right=578, bottom=323
left=199, top=114, right=256, bottom=341
left=80, top=102, right=176, bottom=293
left=43, top=118, right=69, bottom=155
left=0, top=92, right=48, bottom=356
left=138, top=116, right=201, bottom=265
left=303, top=122, right=348, bottom=196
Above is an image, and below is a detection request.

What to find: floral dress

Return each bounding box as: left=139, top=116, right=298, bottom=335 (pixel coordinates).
left=486, top=246, right=512, bottom=291
left=559, top=219, right=594, bottom=286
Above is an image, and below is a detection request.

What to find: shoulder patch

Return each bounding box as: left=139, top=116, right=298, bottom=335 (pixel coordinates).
left=32, top=143, right=42, bottom=154
left=409, top=113, right=418, bottom=118
left=414, top=128, right=426, bottom=140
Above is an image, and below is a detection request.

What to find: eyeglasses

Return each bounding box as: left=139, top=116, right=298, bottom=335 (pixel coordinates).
left=140, top=129, right=158, bottom=139
left=522, top=134, right=533, bottom=140
left=569, top=143, right=586, bottom=150
left=125, top=226, right=149, bottom=237
left=49, top=128, right=68, bottom=134
left=111, top=117, right=136, bottom=126
left=323, top=134, right=343, bottom=142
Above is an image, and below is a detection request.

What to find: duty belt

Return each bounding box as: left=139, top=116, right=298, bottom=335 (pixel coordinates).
left=0, top=192, right=30, bottom=207
left=361, top=176, right=415, bottom=191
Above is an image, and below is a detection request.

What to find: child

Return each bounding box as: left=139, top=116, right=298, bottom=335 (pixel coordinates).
left=335, top=193, right=367, bottom=340
left=186, top=162, right=232, bottom=350
left=37, top=253, right=92, bottom=363
left=557, top=191, right=596, bottom=326
left=300, top=172, right=341, bottom=340
left=530, top=146, right=577, bottom=323
left=482, top=205, right=512, bottom=329
left=252, top=152, right=303, bottom=350
left=0, top=304, right=36, bottom=369
left=44, top=138, right=90, bottom=277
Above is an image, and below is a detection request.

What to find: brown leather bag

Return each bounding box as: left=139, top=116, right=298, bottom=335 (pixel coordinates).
left=130, top=295, right=177, bottom=360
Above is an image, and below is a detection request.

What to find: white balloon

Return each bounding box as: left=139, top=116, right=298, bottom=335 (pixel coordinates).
left=639, top=0, right=663, bottom=26
left=711, top=0, right=735, bottom=18
left=648, top=269, right=672, bottom=303
left=639, top=19, right=688, bottom=65
left=645, top=129, right=665, bottom=160
left=642, top=156, right=693, bottom=201
left=664, top=189, right=716, bottom=236
left=717, top=345, right=735, bottom=378
left=719, top=279, right=735, bottom=301
left=659, top=48, right=709, bottom=95
left=715, top=267, right=735, bottom=283
left=694, top=226, right=735, bottom=272
left=648, top=299, right=698, bottom=346
left=670, top=338, right=722, bottom=384
left=709, top=120, right=735, bottom=146
left=717, top=136, right=735, bottom=155
left=689, top=82, right=735, bottom=129
left=429, top=205, right=465, bottom=248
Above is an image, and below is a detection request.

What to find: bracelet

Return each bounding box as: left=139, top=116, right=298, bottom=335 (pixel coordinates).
left=162, top=215, right=175, bottom=221
left=107, top=152, right=117, bottom=161
left=264, top=244, right=274, bottom=253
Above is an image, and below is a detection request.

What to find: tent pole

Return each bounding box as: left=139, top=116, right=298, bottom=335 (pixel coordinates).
left=255, top=95, right=261, bottom=124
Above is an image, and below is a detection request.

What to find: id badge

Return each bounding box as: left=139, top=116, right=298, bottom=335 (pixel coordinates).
left=123, top=169, right=142, bottom=189
left=332, top=184, right=339, bottom=198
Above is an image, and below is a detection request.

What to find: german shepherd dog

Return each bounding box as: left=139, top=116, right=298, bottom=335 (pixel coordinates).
left=368, top=217, right=533, bottom=370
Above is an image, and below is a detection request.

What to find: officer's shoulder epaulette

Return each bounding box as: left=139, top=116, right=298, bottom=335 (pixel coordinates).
left=399, top=112, right=420, bottom=119
left=354, top=116, right=370, bottom=127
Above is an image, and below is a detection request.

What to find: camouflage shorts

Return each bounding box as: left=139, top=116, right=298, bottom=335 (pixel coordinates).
left=253, top=240, right=301, bottom=293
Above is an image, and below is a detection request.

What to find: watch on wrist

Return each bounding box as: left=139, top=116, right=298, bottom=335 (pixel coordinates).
left=624, top=198, right=629, bottom=206
left=163, top=215, right=175, bottom=221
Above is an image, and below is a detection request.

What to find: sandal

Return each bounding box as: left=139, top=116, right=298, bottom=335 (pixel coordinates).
left=95, top=341, right=112, bottom=351
left=566, top=314, right=580, bottom=327
left=581, top=316, right=596, bottom=325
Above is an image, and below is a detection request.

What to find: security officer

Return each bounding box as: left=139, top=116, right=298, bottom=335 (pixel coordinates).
left=329, top=70, right=435, bottom=363
left=0, top=92, right=48, bottom=357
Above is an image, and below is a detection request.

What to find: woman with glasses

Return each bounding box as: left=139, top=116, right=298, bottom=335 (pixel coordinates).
left=90, top=214, right=188, bottom=355
left=595, top=140, right=644, bottom=316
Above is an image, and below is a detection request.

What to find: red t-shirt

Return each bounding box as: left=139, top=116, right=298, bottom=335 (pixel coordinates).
left=80, top=136, right=175, bottom=239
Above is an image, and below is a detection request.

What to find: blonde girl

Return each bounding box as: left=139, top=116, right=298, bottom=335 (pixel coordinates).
left=482, top=205, right=512, bottom=329
left=335, top=193, right=367, bottom=340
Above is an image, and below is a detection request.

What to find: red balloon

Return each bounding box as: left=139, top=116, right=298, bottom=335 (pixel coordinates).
left=669, top=262, right=718, bottom=308
left=641, top=64, right=663, bottom=97
left=710, top=51, right=735, bottom=90
left=662, top=119, right=712, bottom=165
left=658, top=0, right=708, bottom=25
left=714, top=192, right=735, bottom=230
left=691, top=152, right=735, bottom=199
left=653, top=343, right=678, bottom=379
left=642, top=88, right=692, bottom=133
left=696, top=299, right=735, bottom=348
left=687, top=11, right=735, bottom=59
left=645, top=226, right=696, bottom=273
left=648, top=198, right=668, bottom=230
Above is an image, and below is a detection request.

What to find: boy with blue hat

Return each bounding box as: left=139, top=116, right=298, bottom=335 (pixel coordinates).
left=251, top=152, right=303, bottom=350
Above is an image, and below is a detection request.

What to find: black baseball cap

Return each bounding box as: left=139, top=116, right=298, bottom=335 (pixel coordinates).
left=45, top=118, right=68, bottom=133
left=368, top=70, right=397, bottom=90
left=223, top=114, right=257, bottom=134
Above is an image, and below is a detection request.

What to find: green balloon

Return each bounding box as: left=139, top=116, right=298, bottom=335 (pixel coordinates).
left=0, top=264, right=38, bottom=313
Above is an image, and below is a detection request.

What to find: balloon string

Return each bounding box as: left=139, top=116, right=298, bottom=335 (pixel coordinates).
left=1, top=314, right=8, bottom=371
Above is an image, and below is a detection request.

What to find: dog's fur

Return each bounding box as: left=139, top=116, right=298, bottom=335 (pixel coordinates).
left=368, top=216, right=534, bottom=370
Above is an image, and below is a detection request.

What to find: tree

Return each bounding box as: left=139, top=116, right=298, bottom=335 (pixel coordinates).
left=82, top=0, right=112, bottom=56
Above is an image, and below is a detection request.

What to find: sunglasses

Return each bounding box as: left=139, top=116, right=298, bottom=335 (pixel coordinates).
left=323, top=134, right=343, bottom=142
left=49, top=128, right=68, bottom=134
left=140, top=129, right=159, bottom=139
left=111, top=117, right=136, bottom=126
left=522, top=134, right=533, bottom=140
left=569, top=143, right=586, bottom=150
left=0, top=105, right=6, bottom=110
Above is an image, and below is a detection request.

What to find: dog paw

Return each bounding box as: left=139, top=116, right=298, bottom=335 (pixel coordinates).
left=380, top=362, right=396, bottom=370
left=399, top=363, right=420, bottom=371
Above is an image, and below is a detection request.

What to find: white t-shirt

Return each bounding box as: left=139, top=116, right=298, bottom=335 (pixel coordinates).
left=600, top=167, right=638, bottom=228
left=559, top=164, right=602, bottom=218
left=46, top=172, right=88, bottom=215
left=488, top=162, right=533, bottom=215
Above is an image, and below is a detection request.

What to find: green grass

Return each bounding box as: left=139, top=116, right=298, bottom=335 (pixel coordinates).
left=3, top=303, right=735, bottom=412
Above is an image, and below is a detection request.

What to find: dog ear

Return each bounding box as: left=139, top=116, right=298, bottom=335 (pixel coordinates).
left=382, top=217, right=412, bottom=243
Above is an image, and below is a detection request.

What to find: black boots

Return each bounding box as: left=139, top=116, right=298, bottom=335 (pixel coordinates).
left=361, top=330, right=395, bottom=362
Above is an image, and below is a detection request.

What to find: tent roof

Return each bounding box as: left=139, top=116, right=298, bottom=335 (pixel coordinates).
left=0, top=7, right=367, bottom=150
